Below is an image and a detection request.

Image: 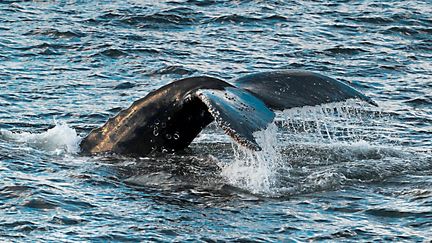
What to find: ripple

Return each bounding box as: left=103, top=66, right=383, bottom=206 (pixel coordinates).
left=0, top=221, right=39, bottom=232
left=50, top=215, right=86, bottom=225
left=22, top=198, right=59, bottom=210
left=1, top=0, right=432, bottom=241
left=383, top=26, right=422, bottom=36
left=347, top=16, right=395, bottom=24
left=208, top=14, right=288, bottom=25
left=38, top=47, right=61, bottom=55
left=148, top=65, right=196, bottom=76
left=97, top=49, right=128, bottom=58
left=6, top=42, right=77, bottom=51
left=24, top=28, right=86, bottom=38
left=121, top=13, right=195, bottom=26
left=114, top=82, right=135, bottom=90
left=0, top=185, right=34, bottom=199
left=184, top=0, right=219, bottom=7
left=365, top=208, right=429, bottom=218
left=323, top=46, right=368, bottom=55
left=404, top=97, right=432, bottom=107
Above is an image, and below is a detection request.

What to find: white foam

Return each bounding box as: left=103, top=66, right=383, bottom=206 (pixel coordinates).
left=219, top=123, right=289, bottom=195
left=0, top=123, right=81, bottom=154
left=218, top=101, right=410, bottom=195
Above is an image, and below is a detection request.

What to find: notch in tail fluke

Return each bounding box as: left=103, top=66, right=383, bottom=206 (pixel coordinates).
left=80, top=70, right=377, bottom=156
left=197, top=87, right=275, bottom=151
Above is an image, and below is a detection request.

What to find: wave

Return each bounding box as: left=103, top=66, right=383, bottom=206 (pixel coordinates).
left=347, top=16, right=394, bottom=24
left=207, top=14, right=288, bottom=25
left=91, top=7, right=200, bottom=28
left=114, top=82, right=135, bottom=90
left=147, top=65, right=196, bottom=76
left=6, top=42, right=75, bottom=51
left=323, top=46, right=368, bottom=56
left=120, top=13, right=196, bottom=26
left=0, top=123, right=81, bottom=155
left=404, top=97, right=432, bottom=107
left=96, top=48, right=128, bottom=58
left=24, top=28, right=86, bottom=39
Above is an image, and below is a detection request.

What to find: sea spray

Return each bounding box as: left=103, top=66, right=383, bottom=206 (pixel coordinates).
left=219, top=123, right=289, bottom=195
left=218, top=100, right=398, bottom=195
left=279, top=100, right=390, bottom=145
left=0, top=123, right=81, bottom=154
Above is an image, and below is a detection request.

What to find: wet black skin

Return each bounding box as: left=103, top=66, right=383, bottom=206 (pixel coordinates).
left=80, top=70, right=376, bottom=156
left=80, top=76, right=234, bottom=155
left=234, top=70, right=377, bottom=109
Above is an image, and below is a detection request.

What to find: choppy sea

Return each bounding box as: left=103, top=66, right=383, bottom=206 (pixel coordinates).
left=1, top=0, right=431, bottom=241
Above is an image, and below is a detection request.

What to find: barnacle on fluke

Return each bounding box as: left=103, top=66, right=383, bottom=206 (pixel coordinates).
left=80, top=70, right=376, bottom=156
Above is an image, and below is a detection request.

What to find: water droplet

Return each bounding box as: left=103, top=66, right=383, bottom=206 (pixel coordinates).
left=174, top=133, right=180, bottom=140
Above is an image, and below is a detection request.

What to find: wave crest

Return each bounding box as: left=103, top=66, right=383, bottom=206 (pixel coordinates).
left=0, top=123, right=81, bottom=154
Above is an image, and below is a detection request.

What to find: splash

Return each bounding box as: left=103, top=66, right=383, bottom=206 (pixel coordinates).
left=279, top=100, right=386, bottom=144
left=218, top=100, right=415, bottom=196
left=219, top=123, right=288, bottom=195
left=0, top=123, right=81, bottom=154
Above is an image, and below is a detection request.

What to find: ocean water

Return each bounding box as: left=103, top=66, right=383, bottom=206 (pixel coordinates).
left=1, top=0, right=431, bottom=241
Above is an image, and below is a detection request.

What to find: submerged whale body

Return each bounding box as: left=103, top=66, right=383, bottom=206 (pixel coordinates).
left=80, top=70, right=376, bottom=156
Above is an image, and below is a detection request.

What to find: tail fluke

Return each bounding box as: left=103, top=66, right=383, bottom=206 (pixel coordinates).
left=80, top=76, right=275, bottom=155
left=197, top=87, right=275, bottom=150
left=81, top=70, right=376, bottom=156
left=234, top=70, right=377, bottom=111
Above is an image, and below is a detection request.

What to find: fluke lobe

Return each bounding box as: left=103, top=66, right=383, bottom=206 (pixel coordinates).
left=80, top=70, right=376, bottom=156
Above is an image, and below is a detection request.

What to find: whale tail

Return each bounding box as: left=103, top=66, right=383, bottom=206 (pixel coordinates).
left=234, top=70, right=377, bottom=111
left=81, top=71, right=376, bottom=156
left=196, top=87, right=275, bottom=150
left=80, top=77, right=275, bottom=154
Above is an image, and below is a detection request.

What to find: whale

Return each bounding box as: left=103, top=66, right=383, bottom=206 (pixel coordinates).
left=80, top=70, right=376, bottom=156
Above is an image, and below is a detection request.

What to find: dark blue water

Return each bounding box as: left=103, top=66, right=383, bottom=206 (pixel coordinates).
left=1, top=0, right=431, bottom=241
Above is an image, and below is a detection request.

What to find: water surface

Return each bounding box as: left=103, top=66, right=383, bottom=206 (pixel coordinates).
left=1, top=0, right=431, bottom=241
